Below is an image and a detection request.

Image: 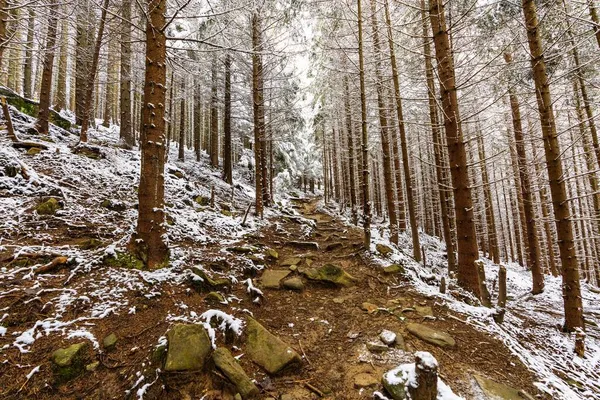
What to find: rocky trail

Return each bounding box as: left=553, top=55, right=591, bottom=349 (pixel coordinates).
left=0, top=194, right=548, bottom=399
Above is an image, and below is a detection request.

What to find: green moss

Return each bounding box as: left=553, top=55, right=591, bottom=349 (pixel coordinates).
left=36, top=198, right=61, bottom=215
left=1, top=87, right=71, bottom=130
left=195, top=196, right=210, bottom=206
left=190, top=267, right=231, bottom=290
left=78, top=238, right=103, bottom=250
left=105, top=251, right=145, bottom=270
left=51, top=342, right=89, bottom=383
left=383, top=264, right=405, bottom=275
left=304, top=264, right=357, bottom=287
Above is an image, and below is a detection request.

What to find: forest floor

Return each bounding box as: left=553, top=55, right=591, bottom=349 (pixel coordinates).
left=1, top=103, right=599, bottom=399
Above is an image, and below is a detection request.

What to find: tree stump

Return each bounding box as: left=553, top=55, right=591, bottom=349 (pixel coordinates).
left=440, top=276, right=446, bottom=294
left=497, top=265, right=507, bottom=309
left=408, top=352, right=438, bottom=400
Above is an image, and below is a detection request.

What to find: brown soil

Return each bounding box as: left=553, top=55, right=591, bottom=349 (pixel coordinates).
left=0, top=197, right=546, bottom=399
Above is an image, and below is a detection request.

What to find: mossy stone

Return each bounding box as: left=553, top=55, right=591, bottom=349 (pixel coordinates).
left=27, top=147, right=41, bottom=155
left=164, top=324, right=212, bottom=371
left=304, top=264, right=357, bottom=287
left=85, top=361, right=99, bottom=372
left=383, top=264, right=404, bottom=274
left=221, top=209, right=234, bottom=217
left=213, top=347, right=259, bottom=398
left=190, top=267, right=231, bottom=290
left=102, top=333, right=118, bottom=350
left=105, top=251, right=144, bottom=270
left=205, top=291, right=226, bottom=303
left=246, top=317, right=301, bottom=375
left=51, top=342, right=89, bottom=383
left=265, top=248, right=279, bottom=260
left=36, top=197, right=61, bottom=215
left=376, top=244, right=393, bottom=257
left=78, top=238, right=103, bottom=250
left=195, top=196, right=210, bottom=206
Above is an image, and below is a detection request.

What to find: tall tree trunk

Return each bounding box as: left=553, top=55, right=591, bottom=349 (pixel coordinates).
left=522, top=0, right=583, bottom=331
left=75, top=0, right=94, bottom=125
left=194, top=79, right=202, bottom=162
left=370, top=0, right=398, bottom=244
left=588, top=0, right=600, bottom=49
left=34, top=6, right=59, bottom=135
left=223, top=52, right=232, bottom=184
left=386, top=0, right=420, bottom=255
left=22, top=9, right=34, bottom=98
left=178, top=77, right=185, bottom=161
left=421, top=1, right=456, bottom=272
left=128, top=0, right=169, bottom=269
left=429, top=0, right=481, bottom=298
left=210, top=58, right=219, bottom=167
left=504, top=51, right=544, bottom=293
left=103, top=25, right=117, bottom=127
left=0, top=0, right=7, bottom=70
left=55, top=17, right=68, bottom=111
left=476, top=135, right=500, bottom=265
left=344, top=74, right=358, bottom=225
left=80, top=0, right=110, bottom=142
left=120, top=0, right=134, bottom=147
left=252, top=12, right=264, bottom=218
left=357, top=0, right=371, bottom=247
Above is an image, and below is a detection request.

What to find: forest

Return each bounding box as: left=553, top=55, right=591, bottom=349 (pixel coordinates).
left=0, top=0, right=599, bottom=399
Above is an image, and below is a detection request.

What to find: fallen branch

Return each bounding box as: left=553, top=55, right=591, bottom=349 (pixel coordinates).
left=34, top=256, right=70, bottom=274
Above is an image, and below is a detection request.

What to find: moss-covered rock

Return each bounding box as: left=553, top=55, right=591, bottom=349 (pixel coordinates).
left=190, top=267, right=231, bottom=291
left=72, top=145, right=105, bottom=159
left=406, top=323, right=455, bottom=348
left=0, top=86, right=72, bottom=130
left=51, top=342, right=89, bottom=383
left=376, top=244, right=394, bottom=257
left=304, top=264, right=357, bottom=287
left=246, top=317, right=302, bottom=374
left=213, top=347, right=259, bottom=399
left=36, top=197, right=61, bottom=215
left=78, top=238, right=103, bottom=250
left=264, top=248, right=279, bottom=260
left=104, top=251, right=145, bottom=270
left=100, top=199, right=128, bottom=212
left=473, top=374, right=526, bottom=399
left=164, top=324, right=212, bottom=371
left=383, top=264, right=404, bottom=274
left=26, top=147, right=41, bottom=155
left=195, top=195, right=210, bottom=206
left=102, top=333, right=118, bottom=350
left=279, top=257, right=302, bottom=267
left=205, top=291, right=226, bottom=303
left=226, top=246, right=257, bottom=254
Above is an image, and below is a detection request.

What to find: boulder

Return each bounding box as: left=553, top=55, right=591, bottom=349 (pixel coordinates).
left=304, top=264, right=357, bottom=287
left=205, top=291, right=226, bottom=303
left=406, top=323, right=455, bottom=348
left=164, top=324, right=212, bottom=371
left=36, top=197, right=61, bottom=215
left=27, top=147, right=41, bottom=155
left=376, top=244, right=393, bottom=257
left=474, top=374, right=526, bottom=399
left=280, top=257, right=302, bottom=267
left=414, top=305, right=434, bottom=317
left=246, top=317, right=301, bottom=374
left=51, top=342, right=89, bottom=382
left=226, top=246, right=257, bottom=254
left=190, top=267, right=231, bottom=290
left=213, top=348, right=259, bottom=399
left=101, top=199, right=128, bottom=212
left=367, top=341, right=389, bottom=353
left=383, top=264, right=404, bottom=274
left=260, top=269, right=291, bottom=289
left=265, top=248, right=279, bottom=260
left=282, top=277, right=304, bottom=291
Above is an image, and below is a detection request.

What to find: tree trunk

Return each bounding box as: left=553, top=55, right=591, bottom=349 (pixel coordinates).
left=385, top=0, right=420, bottom=255
left=210, top=57, right=219, bottom=167
left=476, top=135, right=500, bottom=265
left=224, top=52, right=232, bottom=184
left=128, top=0, right=169, bottom=269
left=80, top=0, right=110, bottom=142
left=252, top=12, right=264, bottom=218
left=178, top=77, right=185, bottom=161
left=120, top=0, right=134, bottom=148
left=504, top=51, right=544, bottom=293
left=22, top=9, right=34, bottom=98
left=522, top=0, right=583, bottom=332
left=357, top=0, right=371, bottom=247
left=34, top=6, right=59, bottom=135
left=344, top=74, right=358, bottom=225
left=429, top=0, right=481, bottom=298
left=588, top=0, right=600, bottom=49
left=55, top=17, right=68, bottom=111
left=0, top=0, right=8, bottom=71
left=194, top=79, right=202, bottom=161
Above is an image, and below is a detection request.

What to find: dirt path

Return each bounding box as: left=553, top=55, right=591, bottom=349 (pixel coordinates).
left=236, top=197, right=544, bottom=399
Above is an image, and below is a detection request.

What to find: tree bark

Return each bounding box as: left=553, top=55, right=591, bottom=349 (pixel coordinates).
left=357, top=0, right=371, bottom=247
left=0, top=0, right=7, bottom=70
left=343, top=74, right=358, bottom=225
left=223, top=52, right=232, bottom=184
left=80, top=0, right=110, bottom=142
left=120, top=0, right=134, bottom=148
left=194, top=79, right=202, bottom=161
left=210, top=57, right=219, bottom=167
left=476, top=135, right=500, bottom=265
left=252, top=12, right=264, bottom=218
left=588, top=0, right=600, bottom=49
left=178, top=77, right=185, bottom=161
left=22, top=9, right=34, bottom=99
left=429, top=0, right=481, bottom=298
left=522, top=0, right=583, bottom=332
left=128, top=0, right=169, bottom=269
left=55, top=17, right=68, bottom=111
left=34, top=5, right=59, bottom=135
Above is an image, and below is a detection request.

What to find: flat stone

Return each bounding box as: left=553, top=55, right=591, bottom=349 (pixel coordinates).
left=354, top=372, right=379, bottom=388
left=474, top=374, right=525, bottom=399
left=246, top=317, right=302, bottom=374
left=394, top=334, right=406, bottom=351
left=414, top=305, right=434, bottom=317
left=205, top=291, right=226, bottom=303
left=367, top=341, right=389, bottom=353
left=280, top=257, right=302, bottom=267
left=304, top=264, right=357, bottom=287
left=102, top=333, right=118, bottom=350
left=283, top=277, right=304, bottom=291
left=226, top=246, right=258, bottom=254
left=36, top=197, right=61, bottom=215
left=361, top=302, right=379, bottom=314
left=333, top=297, right=345, bottom=304
left=406, top=323, right=455, bottom=348
left=85, top=361, right=99, bottom=372
left=164, top=324, right=212, bottom=371
left=376, top=244, right=393, bottom=257
left=190, top=267, right=231, bottom=290
left=51, top=342, right=89, bottom=382
left=213, top=347, right=259, bottom=399
left=265, top=248, right=279, bottom=259
left=260, top=269, right=291, bottom=289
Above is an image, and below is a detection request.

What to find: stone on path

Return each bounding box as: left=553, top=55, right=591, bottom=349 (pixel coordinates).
left=367, top=341, right=389, bottom=353
left=383, top=264, right=404, bottom=274
left=213, top=347, right=259, bottom=399
left=102, top=333, right=118, bottom=350
left=282, top=277, right=304, bottom=291
left=260, top=269, right=291, bottom=289
left=164, top=324, right=212, bottom=371
left=304, top=264, right=357, bottom=287
left=380, top=330, right=397, bottom=346
left=406, top=323, right=456, bottom=348
left=246, top=317, right=302, bottom=374
left=474, top=374, right=528, bottom=400
left=51, top=342, right=89, bottom=382
left=190, top=267, right=231, bottom=290
left=414, top=305, right=434, bottom=317
left=361, top=302, right=379, bottom=314
left=280, top=257, right=302, bottom=267
left=354, top=372, right=379, bottom=388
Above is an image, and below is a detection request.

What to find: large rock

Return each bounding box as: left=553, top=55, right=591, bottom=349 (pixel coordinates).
left=304, top=264, right=357, bottom=287
left=260, top=269, right=291, bottom=289
left=213, top=348, right=259, bottom=399
left=474, top=374, right=527, bottom=399
left=376, top=244, right=393, bottom=257
left=51, top=342, right=89, bottom=382
left=283, top=277, right=304, bottom=291
left=36, top=198, right=61, bottom=215
left=406, top=323, right=455, bottom=348
left=280, top=257, right=302, bottom=267
left=0, top=86, right=72, bottom=130
left=190, top=267, right=231, bottom=290
left=164, top=324, right=212, bottom=371
left=246, top=317, right=301, bottom=374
